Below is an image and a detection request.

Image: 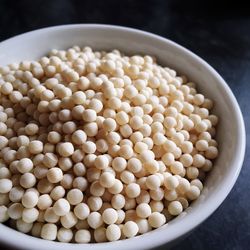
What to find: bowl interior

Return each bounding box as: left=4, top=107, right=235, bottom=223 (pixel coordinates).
left=0, top=25, right=245, bottom=250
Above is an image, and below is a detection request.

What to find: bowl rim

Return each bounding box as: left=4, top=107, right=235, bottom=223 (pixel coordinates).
left=0, top=24, right=246, bottom=250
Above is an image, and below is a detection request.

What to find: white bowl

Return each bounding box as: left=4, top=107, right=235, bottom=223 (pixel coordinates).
left=0, top=24, right=245, bottom=250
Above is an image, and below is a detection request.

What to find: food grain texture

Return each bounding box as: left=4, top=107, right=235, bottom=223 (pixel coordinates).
left=0, top=46, right=219, bottom=243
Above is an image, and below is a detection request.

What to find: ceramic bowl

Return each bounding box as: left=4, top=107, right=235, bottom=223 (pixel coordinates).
left=0, top=24, right=246, bottom=250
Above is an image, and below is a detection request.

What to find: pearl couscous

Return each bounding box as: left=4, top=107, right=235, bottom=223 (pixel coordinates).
left=0, top=46, right=218, bottom=243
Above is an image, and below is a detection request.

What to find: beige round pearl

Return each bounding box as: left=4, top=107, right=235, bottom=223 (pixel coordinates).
left=116, top=111, right=129, bottom=125
left=17, top=158, right=33, bottom=173
left=9, top=186, right=24, bottom=202
left=28, top=140, right=43, bottom=154
left=168, top=201, right=183, bottom=215
left=57, top=227, right=73, bottom=243
left=66, top=188, right=83, bottom=205
left=57, top=142, right=74, bottom=157
left=50, top=186, right=65, bottom=201
left=106, top=224, right=121, bottom=241
left=102, top=208, right=118, bottom=225
left=60, top=211, right=77, bottom=229
left=112, top=157, right=127, bottom=172
left=47, top=168, right=63, bottom=183
left=148, top=212, right=166, bottom=228
left=108, top=179, right=123, bottom=194
left=37, top=194, right=52, bottom=210
left=87, top=196, right=103, bottom=211
left=90, top=181, right=105, bottom=196
left=53, top=198, right=70, bottom=216
left=136, top=203, right=151, bottom=218
left=186, top=185, right=201, bottom=200
left=125, top=183, right=141, bottom=198
left=127, top=158, right=142, bottom=173
left=0, top=179, right=12, bottom=193
left=41, top=223, right=57, bottom=240
left=75, top=229, right=91, bottom=243
left=22, top=191, right=38, bottom=208
left=122, top=221, right=139, bottom=238
left=119, top=145, right=133, bottom=160
left=87, top=212, right=103, bottom=229
left=72, top=130, right=87, bottom=145
left=22, top=207, right=39, bottom=223
left=144, top=160, right=159, bottom=174
left=94, top=155, right=109, bottom=170
left=146, top=175, right=161, bottom=190
left=8, top=203, right=23, bottom=219
left=111, top=194, right=125, bottom=210
left=100, top=172, right=115, bottom=188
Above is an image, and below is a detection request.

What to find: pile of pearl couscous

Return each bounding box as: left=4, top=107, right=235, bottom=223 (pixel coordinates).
left=0, top=46, right=218, bottom=243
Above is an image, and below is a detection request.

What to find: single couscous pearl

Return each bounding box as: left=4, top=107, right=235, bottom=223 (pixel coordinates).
left=47, top=168, right=63, bottom=183
left=111, top=194, right=125, bottom=210
left=16, top=158, right=33, bottom=173
left=205, top=146, right=218, bottom=159
left=94, top=155, right=109, bottom=170
left=43, top=153, right=58, bottom=168
left=119, top=145, right=133, bottom=160
left=44, top=207, right=59, bottom=223
left=37, top=194, right=52, bottom=210
left=99, top=172, right=115, bottom=188
left=163, top=175, right=179, bottom=190
left=177, top=178, right=191, bottom=194
left=22, top=207, right=39, bottom=223
left=75, top=229, right=91, bottom=243
left=108, top=179, right=123, bottom=194
left=57, top=142, right=74, bottom=157
left=191, top=179, right=204, bottom=191
left=112, top=157, right=127, bottom=172
left=50, top=186, right=65, bottom=201
left=66, top=188, right=83, bottom=205
left=9, top=186, right=24, bottom=202
left=28, top=140, right=43, bottom=154
left=168, top=201, right=183, bottom=215
left=87, top=212, right=103, bottom=229
left=7, top=203, right=23, bottom=219
left=148, top=212, right=166, bottom=228
left=106, top=224, right=121, bottom=241
left=0, top=179, right=12, bottom=193
left=186, top=185, right=201, bottom=200
left=90, top=181, right=105, bottom=197
left=136, top=203, right=151, bottom=218
left=102, top=208, right=118, bottom=225
left=87, top=196, right=102, bottom=212
left=22, top=191, right=38, bottom=208
left=57, top=227, right=73, bottom=243
left=41, top=223, right=57, bottom=240
left=146, top=175, right=161, bottom=190
left=122, top=221, right=139, bottom=238
left=125, top=183, right=141, bottom=198
left=53, top=198, right=70, bottom=216
left=74, top=203, right=90, bottom=220
left=60, top=211, right=77, bottom=229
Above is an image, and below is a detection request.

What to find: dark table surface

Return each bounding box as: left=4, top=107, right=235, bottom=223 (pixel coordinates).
left=0, top=0, right=249, bottom=249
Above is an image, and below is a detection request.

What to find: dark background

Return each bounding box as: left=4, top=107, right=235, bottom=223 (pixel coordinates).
left=0, top=0, right=249, bottom=249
